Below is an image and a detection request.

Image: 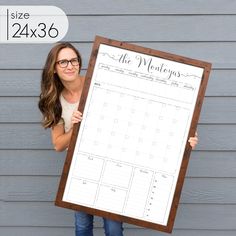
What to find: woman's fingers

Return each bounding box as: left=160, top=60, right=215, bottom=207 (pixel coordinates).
left=73, top=110, right=82, bottom=117
left=188, top=135, right=198, bottom=149
left=71, top=111, right=83, bottom=124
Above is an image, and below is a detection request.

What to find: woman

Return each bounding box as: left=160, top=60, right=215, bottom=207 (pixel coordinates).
left=38, top=42, right=124, bottom=236
left=38, top=42, right=198, bottom=236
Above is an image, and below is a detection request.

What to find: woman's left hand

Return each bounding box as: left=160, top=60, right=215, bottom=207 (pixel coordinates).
left=188, top=132, right=198, bottom=149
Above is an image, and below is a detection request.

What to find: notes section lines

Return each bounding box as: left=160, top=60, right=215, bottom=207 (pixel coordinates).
left=144, top=173, right=174, bottom=223
left=64, top=152, right=174, bottom=224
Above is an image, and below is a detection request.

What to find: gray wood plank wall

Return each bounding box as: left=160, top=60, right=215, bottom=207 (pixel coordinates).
left=0, top=0, right=236, bottom=235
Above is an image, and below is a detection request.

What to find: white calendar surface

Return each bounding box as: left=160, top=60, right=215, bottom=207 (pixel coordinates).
left=62, top=44, right=204, bottom=226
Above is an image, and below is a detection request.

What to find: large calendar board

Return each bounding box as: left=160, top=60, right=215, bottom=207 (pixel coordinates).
left=55, top=36, right=211, bottom=233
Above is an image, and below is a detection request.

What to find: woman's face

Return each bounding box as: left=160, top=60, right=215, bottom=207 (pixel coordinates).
left=54, top=47, right=80, bottom=82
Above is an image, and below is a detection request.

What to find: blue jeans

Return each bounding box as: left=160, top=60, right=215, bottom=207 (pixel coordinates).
left=75, top=211, right=124, bottom=236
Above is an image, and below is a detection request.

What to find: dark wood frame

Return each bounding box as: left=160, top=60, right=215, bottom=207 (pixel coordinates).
left=55, top=35, right=211, bottom=233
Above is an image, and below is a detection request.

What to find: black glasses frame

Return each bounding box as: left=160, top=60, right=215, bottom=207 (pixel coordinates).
left=56, top=58, right=80, bottom=68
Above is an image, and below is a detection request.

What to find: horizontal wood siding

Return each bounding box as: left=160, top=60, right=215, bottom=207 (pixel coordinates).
left=0, top=0, right=235, bottom=235
left=1, top=42, right=236, bottom=69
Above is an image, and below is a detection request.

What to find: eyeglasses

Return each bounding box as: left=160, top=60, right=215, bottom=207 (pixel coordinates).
left=56, top=58, right=80, bottom=68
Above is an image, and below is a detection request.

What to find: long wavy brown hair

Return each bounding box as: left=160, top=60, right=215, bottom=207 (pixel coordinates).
left=38, top=42, right=82, bottom=128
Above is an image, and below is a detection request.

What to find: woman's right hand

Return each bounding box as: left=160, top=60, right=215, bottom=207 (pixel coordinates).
left=71, top=110, right=83, bottom=125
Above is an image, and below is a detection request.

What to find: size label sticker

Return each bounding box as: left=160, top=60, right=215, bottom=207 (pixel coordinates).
left=0, top=6, right=69, bottom=43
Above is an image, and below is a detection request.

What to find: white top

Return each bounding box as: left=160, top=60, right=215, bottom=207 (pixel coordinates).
left=59, top=94, right=80, bottom=132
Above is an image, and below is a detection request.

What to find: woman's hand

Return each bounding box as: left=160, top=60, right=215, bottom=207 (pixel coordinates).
left=188, top=132, right=198, bottom=149
left=71, top=110, right=83, bottom=125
